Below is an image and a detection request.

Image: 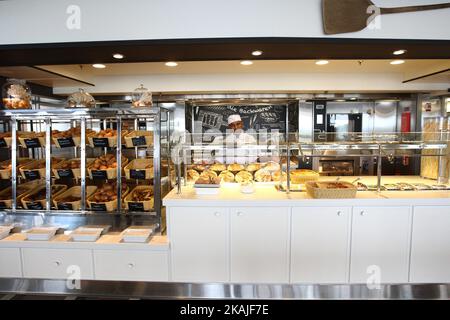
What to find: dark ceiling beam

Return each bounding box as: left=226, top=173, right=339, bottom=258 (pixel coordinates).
left=0, top=37, right=449, bottom=66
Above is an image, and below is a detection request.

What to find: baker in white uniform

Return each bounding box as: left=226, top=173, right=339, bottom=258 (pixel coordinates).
left=212, top=114, right=258, bottom=164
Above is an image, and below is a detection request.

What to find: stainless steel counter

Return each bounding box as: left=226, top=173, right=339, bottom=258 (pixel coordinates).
left=0, top=278, right=449, bottom=299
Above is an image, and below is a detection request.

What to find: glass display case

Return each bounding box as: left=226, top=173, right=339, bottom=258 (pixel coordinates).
left=173, top=130, right=450, bottom=195
left=0, top=105, right=173, bottom=233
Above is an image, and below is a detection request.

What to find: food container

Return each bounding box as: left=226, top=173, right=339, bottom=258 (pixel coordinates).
left=70, top=227, right=103, bottom=242
left=2, top=79, right=31, bottom=109
left=0, top=226, right=12, bottom=240
left=0, top=158, right=33, bottom=180
left=18, top=132, right=46, bottom=149
left=240, top=181, right=255, bottom=194
left=25, top=227, right=59, bottom=241
left=67, top=88, right=96, bottom=108
left=290, top=169, right=320, bottom=184
left=52, top=158, right=95, bottom=180
left=87, top=186, right=129, bottom=212
left=124, top=158, right=153, bottom=180
left=20, top=158, right=63, bottom=180
left=305, top=181, right=357, bottom=199
left=88, top=156, right=129, bottom=180
left=121, top=227, right=153, bottom=243
left=88, top=130, right=128, bottom=148
left=0, top=181, right=43, bottom=209
left=194, top=184, right=221, bottom=195
left=21, top=184, right=68, bottom=210
left=53, top=186, right=97, bottom=211
left=124, top=130, right=153, bottom=148
left=131, top=84, right=153, bottom=108
left=124, top=185, right=154, bottom=212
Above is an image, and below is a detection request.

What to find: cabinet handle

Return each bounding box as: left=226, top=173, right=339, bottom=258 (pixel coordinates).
left=214, top=212, right=221, bottom=217
left=337, top=211, right=342, bottom=216
left=128, top=263, right=135, bottom=269
left=237, top=212, right=244, bottom=216
left=360, top=211, right=365, bottom=216
left=54, top=261, right=61, bottom=267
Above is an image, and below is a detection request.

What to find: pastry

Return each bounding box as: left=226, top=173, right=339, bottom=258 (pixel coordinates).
left=90, top=154, right=118, bottom=170
left=227, top=163, right=245, bottom=172
left=131, top=188, right=153, bottom=202
left=53, top=127, right=95, bottom=138
left=195, top=176, right=221, bottom=185
left=246, top=163, right=262, bottom=172
left=94, top=128, right=117, bottom=138
left=200, top=170, right=218, bottom=179
left=264, top=161, right=281, bottom=172
left=290, top=169, right=319, bottom=184
left=272, top=171, right=288, bottom=182
left=235, top=170, right=253, bottom=183
left=186, top=169, right=200, bottom=182
left=90, top=183, right=127, bottom=203
left=254, top=168, right=272, bottom=182
left=210, top=163, right=227, bottom=172
left=192, top=163, right=207, bottom=172
left=219, top=170, right=235, bottom=183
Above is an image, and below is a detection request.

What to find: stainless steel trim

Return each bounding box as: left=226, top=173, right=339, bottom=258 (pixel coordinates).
left=45, top=118, right=52, bottom=211
left=80, top=117, right=86, bottom=211
left=116, top=116, right=122, bottom=213
left=1, top=278, right=450, bottom=299
left=153, top=112, right=161, bottom=224
left=11, top=118, right=17, bottom=212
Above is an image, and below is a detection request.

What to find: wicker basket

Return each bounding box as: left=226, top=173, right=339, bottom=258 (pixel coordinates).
left=0, top=181, right=43, bottom=209
left=53, top=186, right=97, bottom=211
left=18, top=133, right=46, bottom=149
left=88, top=130, right=128, bottom=148
left=87, top=186, right=129, bottom=212
left=124, top=131, right=153, bottom=148
left=124, top=158, right=153, bottom=180
left=53, top=158, right=95, bottom=180
left=0, top=158, right=34, bottom=180
left=305, top=181, right=357, bottom=199
left=88, top=156, right=129, bottom=180
left=21, top=184, right=68, bottom=210
left=124, top=185, right=154, bottom=212
left=290, top=169, right=320, bottom=184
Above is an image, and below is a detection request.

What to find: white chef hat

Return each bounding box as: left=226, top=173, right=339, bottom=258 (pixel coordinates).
left=228, top=114, right=242, bottom=125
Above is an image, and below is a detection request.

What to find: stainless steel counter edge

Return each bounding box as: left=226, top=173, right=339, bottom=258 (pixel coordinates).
left=1, top=278, right=449, bottom=299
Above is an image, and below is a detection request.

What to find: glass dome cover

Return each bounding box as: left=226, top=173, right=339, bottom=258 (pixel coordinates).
left=131, top=84, right=153, bottom=107
left=2, top=78, right=32, bottom=109
left=67, top=88, right=96, bottom=108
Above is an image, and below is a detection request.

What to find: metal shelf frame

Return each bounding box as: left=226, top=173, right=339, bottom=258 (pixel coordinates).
left=0, top=107, right=173, bottom=232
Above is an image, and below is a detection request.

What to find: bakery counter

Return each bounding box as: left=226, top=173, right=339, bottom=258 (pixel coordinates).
left=164, top=177, right=450, bottom=284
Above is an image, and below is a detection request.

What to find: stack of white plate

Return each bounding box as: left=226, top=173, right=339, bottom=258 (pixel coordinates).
left=25, top=227, right=59, bottom=241
left=121, top=228, right=153, bottom=243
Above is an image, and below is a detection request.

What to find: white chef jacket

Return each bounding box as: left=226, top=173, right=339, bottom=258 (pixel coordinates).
left=212, top=131, right=258, bottom=164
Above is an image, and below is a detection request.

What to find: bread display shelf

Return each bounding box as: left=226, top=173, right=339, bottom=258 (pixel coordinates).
left=0, top=158, right=33, bottom=180
left=19, top=158, right=63, bottom=180
left=52, top=158, right=95, bottom=180
left=18, top=132, right=46, bottom=149
left=0, top=181, right=43, bottom=209
left=124, top=158, right=153, bottom=180
left=124, top=130, right=153, bottom=148
left=53, top=186, right=97, bottom=211
left=124, top=185, right=154, bottom=212
left=88, top=130, right=128, bottom=148
left=88, top=156, right=129, bottom=180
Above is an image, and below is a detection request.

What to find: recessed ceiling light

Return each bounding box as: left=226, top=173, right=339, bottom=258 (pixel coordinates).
left=165, top=61, right=178, bottom=67
left=350, top=97, right=357, bottom=101
left=252, top=50, right=263, bottom=56
left=212, top=100, right=220, bottom=103
left=240, top=60, right=253, bottom=66
left=92, top=64, right=106, bottom=69
left=262, top=99, right=270, bottom=102
left=390, top=60, right=405, bottom=65
left=335, top=99, right=346, bottom=102
left=393, top=49, right=407, bottom=56
left=315, top=60, right=329, bottom=65
left=113, top=53, right=124, bottom=59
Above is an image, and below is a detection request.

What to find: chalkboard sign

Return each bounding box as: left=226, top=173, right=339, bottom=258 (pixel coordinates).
left=91, top=203, right=107, bottom=211
left=131, top=136, right=146, bottom=146
left=92, top=138, right=109, bottom=148
left=57, top=169, right=74, bottom=179
left=130, top=169, right=146, bottom=180
left=24, top=170, right=40, bottom=180
left=189, top=104, right=298, bottom=135
left=56, top=137, right=75, bottom=148
left=90, top=170, right=107, bottom=180
left=0, top=138, right=7, bottom=148
left=26, top=201, right=43, bottom=210
left=24, top=138, right=41, bottom=148
left=58, top=203, right=73, bottom=210
left=128, top=202, right=145, bottom=212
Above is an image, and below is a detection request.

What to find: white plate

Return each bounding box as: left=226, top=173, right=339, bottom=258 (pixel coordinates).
left=121, top=228, right=153, bottom=243
left=0, top=226, right=12, bottom=240
left=25, top=227, right=58, bottom=241
left=194, top=187, right=220, bottom=195
left=71, top=228, right=103, bottom=242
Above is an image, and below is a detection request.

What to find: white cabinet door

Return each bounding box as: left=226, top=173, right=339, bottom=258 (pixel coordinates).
left=410, top=206, right=450, bottom=283
left=350, top=206, right=411, bottom=283
left=230, top=207, right=290, bottom=283
left=291, top=207, right=351, bottom=283
left=170, top=207, right=229, bottom=282
left=0, top=248, right=22, bottom=278
left=94, top=250, right=169, bottom=281
left=22, top=248, right=94, bottom=280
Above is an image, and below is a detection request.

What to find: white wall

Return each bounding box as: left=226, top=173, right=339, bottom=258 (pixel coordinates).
left=1, top=0, right=450, bottom=45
